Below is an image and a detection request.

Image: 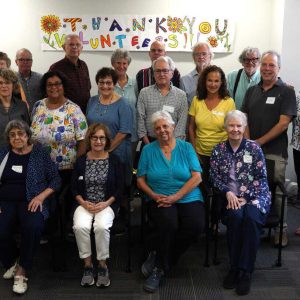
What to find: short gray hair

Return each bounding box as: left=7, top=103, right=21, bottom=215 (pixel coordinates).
left=224, top=110, right=247, bottom=128
left=238, top=47, right=261, bottom=64
left=151, top=110, right=175, bottom=128
left=192, top=42, right=214, bottom=59
left=16, top=48, right=32, bottom=60
left=111, top=49, right=132, bottom=65
left=261, top=50, right=281, bottom=68
left=152, top=56, right=175, bottom=72
left=5, top=120, right=32, bottom=145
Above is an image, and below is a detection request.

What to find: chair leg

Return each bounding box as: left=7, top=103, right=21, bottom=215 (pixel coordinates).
left=276, top=193, right=287, bottom=267
left=125, top=188, right=132, bottom=273
left=204, top=195, right=211, bottom=267
left=213, top=222, right=220, bottom=265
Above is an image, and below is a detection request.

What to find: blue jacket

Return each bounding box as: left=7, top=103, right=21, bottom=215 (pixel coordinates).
left=71, top=153, right=124, bottom=214
left=0, top=143, right=61, bottom=219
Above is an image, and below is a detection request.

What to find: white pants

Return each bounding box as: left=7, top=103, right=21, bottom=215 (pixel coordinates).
left=73, top=205, right=115, bottom=261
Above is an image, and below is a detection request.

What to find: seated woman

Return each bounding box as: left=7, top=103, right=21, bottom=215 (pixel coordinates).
left=0, top=120, right=61, bottom=295
left=72, top=123, right=123, bottom=288
left=137, top=111, right=204, bottom=293
left=210, top=110, right=271, bottom=296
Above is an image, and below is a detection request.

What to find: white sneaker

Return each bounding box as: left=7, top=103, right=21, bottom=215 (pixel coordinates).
left=13, top=275, right=28, bottom=294
left=3, top=262, right=17, bottom=279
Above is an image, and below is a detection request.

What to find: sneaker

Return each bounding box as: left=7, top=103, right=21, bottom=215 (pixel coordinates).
left=274, top=231, right=288, bottom=247
left=143, top=267, right=164, bottom=293
left=96, top=267, right=110, bottom=287
left=12, top=275, right=28, bottom=294
left=141, top=251, right=156, bottom=278
left=236, top=272, right=251, bottom=296
left=3, top=261, right=17, bottom=279
left=223, top=269, right=239, bottom=289
left=81, top=267, right=94, bottom=287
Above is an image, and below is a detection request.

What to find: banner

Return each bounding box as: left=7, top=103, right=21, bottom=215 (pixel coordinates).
left=40, top=15, right=234, bottom=52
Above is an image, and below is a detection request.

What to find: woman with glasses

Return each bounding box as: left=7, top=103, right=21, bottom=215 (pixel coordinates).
left=227, top=47, right=261, bottom=109
left=0, top=69, right=30, bottom=148
left=0, top=120, right=60, bottom=295
left=86, top=67, right=132, bottom=187
left=72, top=123, right=123, bottom=288
left=31, top=71, right=87, bottom=185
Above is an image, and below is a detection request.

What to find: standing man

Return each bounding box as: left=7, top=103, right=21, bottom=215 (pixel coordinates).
left=49, top=34, right=91, bottom=113
left=136, top=40, right=181, bottom=93
left=180, top=42, right=213, bottom=106
left=15, top=48, right=43, bottom=113
left=241, top=50, right=297, bottom=247
left=227, top=47, right=261, bottom=109
left=137, top=56, right=187, bottom=144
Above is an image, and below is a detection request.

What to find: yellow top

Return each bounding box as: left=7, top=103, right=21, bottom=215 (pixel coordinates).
left=189, top=96, right=236, bottom=156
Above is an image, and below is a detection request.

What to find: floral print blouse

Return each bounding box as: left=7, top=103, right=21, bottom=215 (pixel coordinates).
left=31, top=98, right=87, bottom=170
left=291, top=95, right=300, bottom=151
left=210, top=139, right=271, bottom=214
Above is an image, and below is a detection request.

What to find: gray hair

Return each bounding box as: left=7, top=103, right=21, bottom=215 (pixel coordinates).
left=192, top=42, right=214, bottom=59
left=152, top=56, right=175, bottom=72
left=261, top=50, right=281, bottom=68
left=15, top=48, right=32, bottom=60
left=5, top=120, right=32, bottom=145
left=224, top=110, right=247, bottom=128
left=238, top=47, right=261, bottom=64
left=63, top=34, right=82, bottom=46
left=151, top=110, right=175, bottom=128
left=111, top=49, right=132, bottom=65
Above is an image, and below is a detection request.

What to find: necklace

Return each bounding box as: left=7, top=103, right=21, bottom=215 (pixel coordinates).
left=98, top=94, right=114, bottom=116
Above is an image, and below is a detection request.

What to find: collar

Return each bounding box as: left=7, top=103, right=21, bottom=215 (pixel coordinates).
left=225, top=138, right=246, bottom=154
left=258, top=77, right=285, bottom=89
left=18, top=71, right=32, bottom=80
left=63, top=56, right=81, bottom=66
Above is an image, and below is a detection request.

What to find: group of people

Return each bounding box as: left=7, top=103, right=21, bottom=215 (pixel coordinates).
left=0, top=33, right=299, bottom=297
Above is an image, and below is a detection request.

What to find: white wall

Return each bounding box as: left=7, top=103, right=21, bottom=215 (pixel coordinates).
left=1, top=0, right=296, bottom=180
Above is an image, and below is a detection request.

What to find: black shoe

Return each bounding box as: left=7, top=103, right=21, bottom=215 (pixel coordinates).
left=143, top=267, right=164, bottom=293
left=236, top=272, right=251, bottom=295
left=141, top=251, right=156, bottom=278
left=223, top=269, right=239, bottom=289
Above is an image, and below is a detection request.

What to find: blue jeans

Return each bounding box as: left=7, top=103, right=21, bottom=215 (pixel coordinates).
left=0, top=201, right=44, bottom=271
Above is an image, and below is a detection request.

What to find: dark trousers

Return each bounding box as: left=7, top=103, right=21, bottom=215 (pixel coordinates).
left=147, top=200, right=204, bottom=272
left=293, top=148, right=300, bottom=200
left=0, top=201, right=44, bottom=271
left=225, top=204, right=265, bottom=273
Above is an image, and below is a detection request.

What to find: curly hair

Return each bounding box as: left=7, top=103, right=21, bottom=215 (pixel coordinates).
left=196, top=65, right=230, bottom=100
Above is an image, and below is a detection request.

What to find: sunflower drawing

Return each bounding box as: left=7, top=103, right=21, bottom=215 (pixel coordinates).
left=167, top=17, right=186, bottom=33
left=40, top=15, right=62, bottom=49
left=207, top=36, right=218, bottom=48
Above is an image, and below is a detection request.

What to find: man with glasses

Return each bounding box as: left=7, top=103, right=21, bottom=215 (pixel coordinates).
left=136, top=40, right=181, bottom=93
left=49, top=34, right=91, bottom=113
left=137, top=56, right=187, bottom=144
left=227, top=47, right=261, bottom=109
left=241, top=50, right=297, bottom=247
left=180, top=42, right=213, bottom=106
left=15, top=48, right=43, bottom=113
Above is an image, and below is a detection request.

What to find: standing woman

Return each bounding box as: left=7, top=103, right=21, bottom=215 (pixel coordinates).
left=86, top=67, right=133, bottom=186
left=0, top=69, right=30, bottom=148
left=111, top=49, right=138, bottom=162
left=0, top=120, right=60, bottom=295
left=31, top=71, right=87, bottom=185
left=72, top=123, right=123, bottom=287
left=188, top=65, right=235, bottom=189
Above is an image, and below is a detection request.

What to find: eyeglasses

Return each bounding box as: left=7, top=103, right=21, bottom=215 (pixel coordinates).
left=66, top=43, right=81, bottom=48
left=17, top=58, right=33, bottom=63
left=194, top=52, right=209, bottom=58
left=154, top=69, right=170, bottom=74
left=46, top=82, right=63, bottom=88
left=150, top=49, right=164, bottom=53
left=98, top=81, right=114, bottom=86
left=91, top=135, right=107, bottom=142
left=243, top=58, right=259, bottom=63
left=0, top=81, right=12, bottom=86
left=8, top=131, right=26, bottom=139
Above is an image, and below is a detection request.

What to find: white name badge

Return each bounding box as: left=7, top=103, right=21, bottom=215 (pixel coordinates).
left=266, top=97, right=276, bottom=104
left=12, top=165, right=23, bottom=173
left=212, top=111, right=225, bottom=116
left=243, top=155, right=252, bottom=164
left=78, top=176, right=84, bottom=180
left=162, top=105, right=174, bottom=113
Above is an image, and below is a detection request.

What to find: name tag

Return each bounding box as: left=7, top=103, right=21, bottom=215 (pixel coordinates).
left=243, top=155, right=252, bottom=163
left=78, top=176, right=84, bottom=180
left=212, top=110, right=225, bottom=116
left=12, top=165, right=23, bottom=173
left=162, top=105, right=174, bottom=113
left=266, top=97, right=276, bottom=104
